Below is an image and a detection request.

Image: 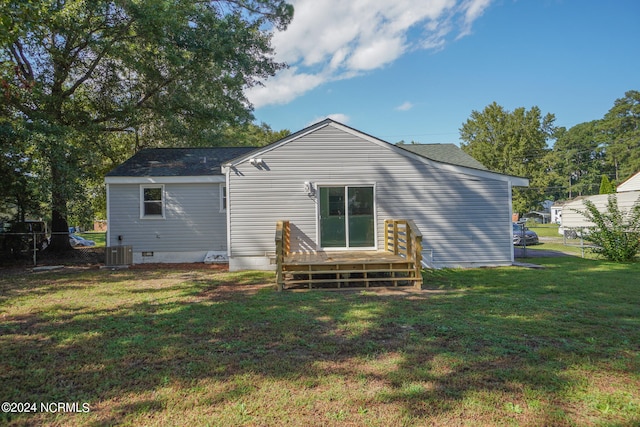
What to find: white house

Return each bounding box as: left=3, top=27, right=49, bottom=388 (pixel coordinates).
left=106, top=119, right=529, bottom=269
left=560, top=171, right=640, bottom=232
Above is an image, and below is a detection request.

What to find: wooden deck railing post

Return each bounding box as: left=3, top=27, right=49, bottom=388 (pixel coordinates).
left=384, top=219, right=391, bottom=252
left=393, top=220, right=399, bottom=255
left=275, top=220, right=289, bottom=291
left=275, top=221, right=283, bottom=291
left=407, top=220, right=423, bottom=289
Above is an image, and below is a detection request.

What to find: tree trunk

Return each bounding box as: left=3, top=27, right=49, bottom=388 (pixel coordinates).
left=47, top=160, right=72, bottom=252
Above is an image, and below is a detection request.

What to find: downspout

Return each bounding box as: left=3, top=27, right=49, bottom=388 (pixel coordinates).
left=105, top=183, right=111, bottom=246
left=508, top=180, right=515, bottom=264
left=222, top=165, right=231, bottom=261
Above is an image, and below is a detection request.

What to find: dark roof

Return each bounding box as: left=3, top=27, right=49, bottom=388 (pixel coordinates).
left=106, top=147, right=257, bottom=177
left=398, top=143, right=488, bottom=170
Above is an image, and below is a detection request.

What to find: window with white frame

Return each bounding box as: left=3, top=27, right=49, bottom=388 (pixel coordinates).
left=141, top=185, right=165, bottom=218
left=219, top=184, right=227, bottom=212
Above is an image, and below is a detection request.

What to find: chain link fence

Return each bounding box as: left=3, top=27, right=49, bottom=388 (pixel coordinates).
left=0, top=231, right=105, bottom=268
left=561, top=226, right=600, bottom=258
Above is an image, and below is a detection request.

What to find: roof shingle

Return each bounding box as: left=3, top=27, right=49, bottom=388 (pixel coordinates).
left=398, top=143, right=488, bottom=170
left=106, top=147, right=256, bottom=177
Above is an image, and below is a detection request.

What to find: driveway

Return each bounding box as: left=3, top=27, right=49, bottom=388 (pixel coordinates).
left=514, top=247, right=572, bottom=258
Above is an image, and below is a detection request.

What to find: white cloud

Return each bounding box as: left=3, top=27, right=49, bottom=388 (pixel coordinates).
left=247, top=0, right=493, bottom=108
left=307, top=113, right=350, bottom=126
left=396, top=102, right=414, bottom=111
left=458, top=0, right=492, bottom=38
left=247, top=67, right=326, bottom=107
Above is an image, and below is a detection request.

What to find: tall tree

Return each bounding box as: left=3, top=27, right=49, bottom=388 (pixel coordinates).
left=220, top=122, right=290, bottom=147
left=459, top=102, right=555, bottom=214
left=0, top=117, right=45, bottom=221
left=0, top=0, right=293, bottom=250
left=598, top=90, right=640, bottom=182
left=599, top=175, right=615, bottom=194
left=549, top=121, right=609, bottom=199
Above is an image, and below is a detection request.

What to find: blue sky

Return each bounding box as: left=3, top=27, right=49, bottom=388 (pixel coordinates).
left=246, top=0, right=640, bottom=145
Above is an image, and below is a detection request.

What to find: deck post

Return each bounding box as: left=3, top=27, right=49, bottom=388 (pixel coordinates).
left=384, top=219, right=391, bottom=252
left=392, top=221, right=399, bottom=255
left=407, top=220, right=423, bottom=289
left=275, top=220, right=290, bottom=291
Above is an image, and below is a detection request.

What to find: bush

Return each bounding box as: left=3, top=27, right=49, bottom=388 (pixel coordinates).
left=580, top=195, right=640, bottom=262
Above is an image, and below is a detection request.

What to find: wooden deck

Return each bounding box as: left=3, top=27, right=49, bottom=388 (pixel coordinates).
left=282, top=250, right=420, bottom=289
left=276, top=220, right=423, bottom=290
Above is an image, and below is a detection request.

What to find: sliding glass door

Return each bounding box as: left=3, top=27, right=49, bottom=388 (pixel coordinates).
left=319, top=186, right=375, bottom=249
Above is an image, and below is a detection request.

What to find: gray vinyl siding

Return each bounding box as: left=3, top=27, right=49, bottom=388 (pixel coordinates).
left=228, top=124, right=514, bottom=267
left=108, top=183, right=227, bottom=252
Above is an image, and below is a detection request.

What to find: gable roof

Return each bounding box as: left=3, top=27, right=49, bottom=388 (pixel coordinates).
left=617, top=171, right=640, bottom=193
left=106, top=147, right=256, bottom=177
left=397, top=143, right=488, bottom=170
left=225, top=118, right=529, bottom=187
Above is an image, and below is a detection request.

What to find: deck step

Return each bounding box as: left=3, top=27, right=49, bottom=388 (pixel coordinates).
left=280, top=255, right=421, bottom=289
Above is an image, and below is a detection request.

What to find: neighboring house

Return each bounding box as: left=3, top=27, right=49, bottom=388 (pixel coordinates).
left=106, top=119, right=529, bottom=269
left=560, top=171, right=640, bottom=232
left=105, top=147, right=255, bottom=263
left=617, top=171, right=640, bottom=193
left=522, top=211, right=551, bottom=224
left=550, top=203, right=563, bottom=224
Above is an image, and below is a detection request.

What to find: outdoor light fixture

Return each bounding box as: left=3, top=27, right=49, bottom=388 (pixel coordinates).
left=304, top=181, right=315, bottom=196
left=249, top=158, right=264, bottom=166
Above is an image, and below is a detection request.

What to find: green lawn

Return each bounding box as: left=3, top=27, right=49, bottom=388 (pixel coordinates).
left=1, top=259, right=638, bottom=426
left=526, top=222, right=561, bottom=238
left=76, top=232, right=106, bottom=247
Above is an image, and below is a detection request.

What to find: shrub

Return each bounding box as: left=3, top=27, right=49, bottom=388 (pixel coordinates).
left=580, top=195, right=640, bottom=262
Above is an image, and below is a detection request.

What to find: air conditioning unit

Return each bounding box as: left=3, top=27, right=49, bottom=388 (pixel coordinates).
left=105, top=245, right=133, bottom=266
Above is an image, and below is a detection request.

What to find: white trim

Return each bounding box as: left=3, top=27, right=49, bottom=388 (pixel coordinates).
left=140, top=184, right=165, bottom=219
left=508, top=183, right=515, bottom=264
left=316, top=184, right=378, bottom=251
left=225, top=170, right=231, bottom=259
left=106, top=183, right=111, bottom=246
left=105, top=175, right=225, bottom=184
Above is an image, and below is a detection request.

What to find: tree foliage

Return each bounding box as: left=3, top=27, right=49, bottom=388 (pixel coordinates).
left=579, top=195, right=640, bottom=262
left=545, top=90, right=640, bottom=200
left=599, top=175, right=615, bottom=194
left=0, top=0, right=293, bottom=250
left=459, top=102, right=556, bottom=213
left=460, top=91, right=640, bottom=210
left=549, top=121, right=609, bottom=198
left=599, top=90, right=640, bottom=181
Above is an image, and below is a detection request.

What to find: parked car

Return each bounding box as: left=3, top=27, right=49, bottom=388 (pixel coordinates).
left=513, top=223, right=539, bottom=246
left=69, top=234, right=95, bottom=247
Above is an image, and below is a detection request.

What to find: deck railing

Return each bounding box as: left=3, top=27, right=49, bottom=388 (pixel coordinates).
left=276, top=219, right=423, bottom=290
left=384, top=219, right=423, bottom=286
left=275, top=220, right=290, bottom=291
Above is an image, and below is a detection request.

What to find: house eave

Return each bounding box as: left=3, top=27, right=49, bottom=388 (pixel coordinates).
left=223, top=119, right=530, bottom=187
left=105, top=175, right=225, bottom=184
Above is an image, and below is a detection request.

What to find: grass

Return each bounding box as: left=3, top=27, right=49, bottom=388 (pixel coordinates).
left=1, top=258, right=639, bottom=426
left=76, top=232, right=106, bottom=247
left=526, top=223, right=561, bottom=238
